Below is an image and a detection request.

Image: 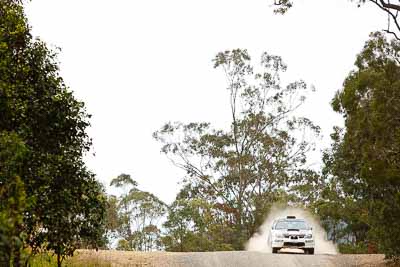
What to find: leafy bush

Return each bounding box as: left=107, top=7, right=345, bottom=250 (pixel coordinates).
left=0, top=132, right=28, bottom=266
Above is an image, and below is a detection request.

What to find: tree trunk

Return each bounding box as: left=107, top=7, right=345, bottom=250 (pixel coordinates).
left=180, top=222, right=184, bottom=252
left=57, top=253, right=61, bottom=267
left=13, top=248, right=21, bottom=267
left=332, top=223, right=336, bottom=244
left=235, top=200, right=245, bottom=250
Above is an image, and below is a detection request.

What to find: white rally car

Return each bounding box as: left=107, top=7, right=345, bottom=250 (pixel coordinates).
left=269, top=216, right=315, bottom=254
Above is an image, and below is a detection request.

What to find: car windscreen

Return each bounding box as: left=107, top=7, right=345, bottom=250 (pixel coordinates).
left=274, top=220, right=309, bottom=230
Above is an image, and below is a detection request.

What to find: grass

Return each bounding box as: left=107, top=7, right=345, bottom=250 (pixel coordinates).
left=29, top=251, right=112, bottom=267
left=29, top=253, right=57, bottom=267
left=338, top=243, right=369, bottom=254
left=28, top=249, right=154, bottom=266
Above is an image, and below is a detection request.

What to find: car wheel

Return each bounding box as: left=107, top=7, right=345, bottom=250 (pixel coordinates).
left=306, top=248, right=314, bottom=255
left=272, top=248, right=278, bottom=254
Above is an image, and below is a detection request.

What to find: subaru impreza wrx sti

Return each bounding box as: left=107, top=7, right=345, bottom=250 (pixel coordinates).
left=268, top=216, right=315, bottom=254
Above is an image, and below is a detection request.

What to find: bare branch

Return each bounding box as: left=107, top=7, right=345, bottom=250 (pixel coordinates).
left=379, top=0, right=400, bottom=12
left=369, top=0, right=400, bottom=40
left=384, top=28, right=400, bottom=40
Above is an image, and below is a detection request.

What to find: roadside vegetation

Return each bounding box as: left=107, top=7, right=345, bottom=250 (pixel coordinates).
left=29, top=252, right=111, bottom=267
left=0, top=1, right=106, bottom=266
left=1, top=0, right=400, bottom=266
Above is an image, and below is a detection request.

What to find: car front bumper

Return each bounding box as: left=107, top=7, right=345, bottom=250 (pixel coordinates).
left=272, top=238, right=314, bottom=249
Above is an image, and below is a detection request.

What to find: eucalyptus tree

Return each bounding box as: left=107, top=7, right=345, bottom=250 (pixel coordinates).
left=154, top=49, right=320, bottom=249
left=162, top=184, right=235, bottom=252
left=326, top=32, right=400, bottom=259
left=110, top=174, right=167, bottom=251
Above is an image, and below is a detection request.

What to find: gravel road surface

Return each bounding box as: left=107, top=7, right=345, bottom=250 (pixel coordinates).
left=155, top=251, right=386, bottom=267
left=74, top=249, right=388, bottom=267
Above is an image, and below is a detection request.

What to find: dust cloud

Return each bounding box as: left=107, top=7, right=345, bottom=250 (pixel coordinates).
left=245, top=205, right=337, bottom=254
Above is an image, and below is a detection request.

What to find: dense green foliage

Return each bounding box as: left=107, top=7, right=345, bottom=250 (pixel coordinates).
left=285, top=33, right=400, bottom=260
left=0, top=132, right=28, bottom=266
left=327, top=32, right=400, bottom=260
left=0, top=0, right=106, bottom=265
left=162, top=186, right=235, bottom=252
left=155, top=49, right=320, bottom=250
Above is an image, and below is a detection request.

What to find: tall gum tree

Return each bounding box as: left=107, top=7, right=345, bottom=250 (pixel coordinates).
left=328, top=32, right=400, bottom=259
left=154, top=49, right=320, bottom=249
left=109, top=174, right=167, bottom=251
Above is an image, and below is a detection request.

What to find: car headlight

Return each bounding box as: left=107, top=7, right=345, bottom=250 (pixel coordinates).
left=305, top=234, right=313, bottom=239
left=275, top=233, right=284, bottom=238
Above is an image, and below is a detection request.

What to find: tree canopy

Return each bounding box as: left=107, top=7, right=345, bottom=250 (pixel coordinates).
left=0, top=1, right=106, bottom=265
left=108, top=174, right=167, bottom=251
left=327, top=32, right=400, bottom=259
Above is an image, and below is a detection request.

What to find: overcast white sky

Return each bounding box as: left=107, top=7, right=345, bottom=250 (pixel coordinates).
left=25, top=0, right=386, bottom=204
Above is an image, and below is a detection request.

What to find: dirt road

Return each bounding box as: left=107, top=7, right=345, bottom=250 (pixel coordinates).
left=154, top=252, right=386, bottom=267
left=74, top=250, right=388, bottom=267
